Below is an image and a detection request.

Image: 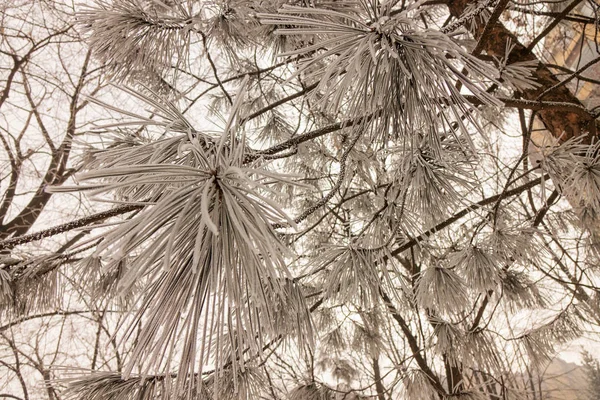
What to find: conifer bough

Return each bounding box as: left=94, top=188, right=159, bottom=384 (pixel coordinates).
left=1, top=0, right=600, bottom=399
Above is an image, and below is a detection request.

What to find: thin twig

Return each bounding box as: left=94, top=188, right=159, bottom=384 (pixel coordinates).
left=526, top=0, right=587, bottom=51
left=537, top=56, right=600, bottom=100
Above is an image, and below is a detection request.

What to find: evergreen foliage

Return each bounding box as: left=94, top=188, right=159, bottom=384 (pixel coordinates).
left=582, top=350, right=600, bottom=400
left=1, top=0, right=600, bottom=398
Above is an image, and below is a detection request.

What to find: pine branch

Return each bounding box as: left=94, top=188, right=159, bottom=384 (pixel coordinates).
left=506, top=6, right=597, bottom=24
left=240, top=81, right=318, bottom=124
left=380, top=289, right=447, bottom=395
left=0, top=310, right=118, bottom=333
left=463, top=95, right=593, bottom=117
left=391, top=175, right=546, bottom=257
left=0, top=204, right=141, bottom=251
left=284, top=130, right=362, bottom=226
left=255, top=114, right=373, bottom=158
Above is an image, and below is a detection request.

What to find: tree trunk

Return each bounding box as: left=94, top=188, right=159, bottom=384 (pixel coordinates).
left=446, top=0, right=598, bottom=142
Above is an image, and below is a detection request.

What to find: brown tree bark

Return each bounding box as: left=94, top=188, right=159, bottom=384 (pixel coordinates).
left=446, top=0, right=598, bottom=142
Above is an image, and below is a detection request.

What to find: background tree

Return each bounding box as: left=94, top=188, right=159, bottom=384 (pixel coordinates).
left=0, top=0, right=128, bottom=397
left=582, top=350, right=600, bottom=400
left=1, top=0, right=600, bottom=399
